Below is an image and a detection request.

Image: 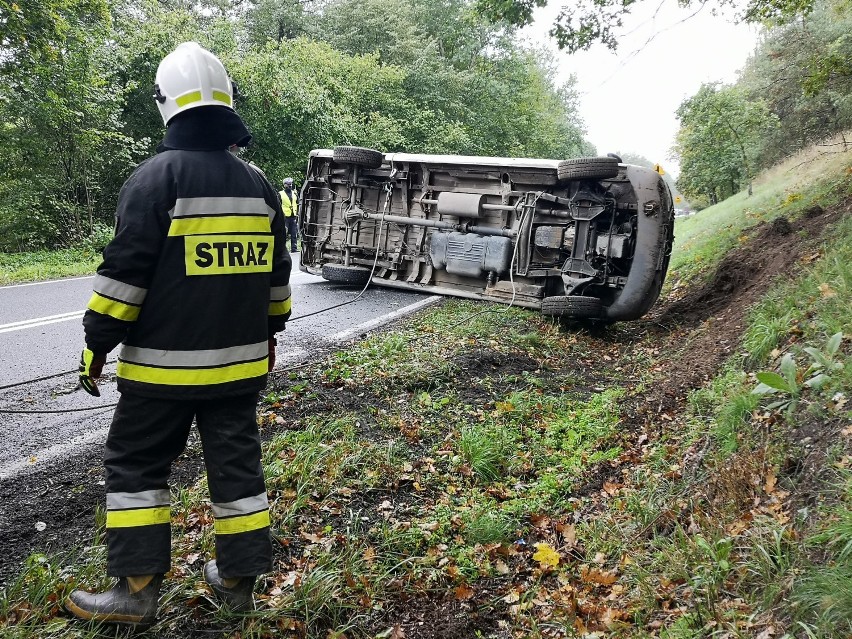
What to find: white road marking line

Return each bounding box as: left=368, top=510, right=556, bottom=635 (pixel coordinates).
left=0, top=275, right=94, bottom=289
left=0, top=311, right=85, bottom=334
left=327, top=296, right=442, bottom=342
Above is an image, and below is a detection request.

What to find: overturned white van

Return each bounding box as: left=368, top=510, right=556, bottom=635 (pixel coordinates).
left=298, top=147, right=675, bottom=322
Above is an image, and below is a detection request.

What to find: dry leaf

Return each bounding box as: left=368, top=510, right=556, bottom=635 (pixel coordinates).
left=454, top=584, right=475, bottom=600
left=580, top=565, right=618, bottom=586
left=557, top=522, right=577, bottom=547
left=603, top=480, right=622, bottom=496
left=764, top=471, right=777, bottom=494
left=818, top=283, right=836, bottom=298
left=374, top=627, right=403, bottom=639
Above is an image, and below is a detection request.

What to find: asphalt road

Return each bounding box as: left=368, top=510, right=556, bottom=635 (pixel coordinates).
left=0, top=255, right=438, bottom=479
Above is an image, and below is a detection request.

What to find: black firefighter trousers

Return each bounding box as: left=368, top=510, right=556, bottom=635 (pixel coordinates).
left=103, top=392, right=272, bottom=579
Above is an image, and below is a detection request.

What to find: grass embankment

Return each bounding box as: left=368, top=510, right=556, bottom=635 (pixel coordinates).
left=0, top=248, right=101, bottom=286
left=1, top=147, right=851, bottom=638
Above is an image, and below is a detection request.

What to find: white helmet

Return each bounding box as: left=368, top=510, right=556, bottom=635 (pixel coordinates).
left=153, top=42, right=235, bottom=125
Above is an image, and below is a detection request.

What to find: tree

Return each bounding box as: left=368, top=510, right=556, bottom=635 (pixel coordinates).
left=473, top=0, right=820, bottom=52
left=738, top=0, right=852, bottom=163
left=0, top=0, right=109, bottom=72
left=241, top=0, right=318, bottom=46
left=673, top=83, right=777, bottom=203
left=315, top=0, right=429, bottom=66
left=0, top=0, right=140, bottom=249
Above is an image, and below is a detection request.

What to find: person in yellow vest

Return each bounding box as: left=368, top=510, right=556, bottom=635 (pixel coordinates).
left=279, top=177, right=298, bottom=252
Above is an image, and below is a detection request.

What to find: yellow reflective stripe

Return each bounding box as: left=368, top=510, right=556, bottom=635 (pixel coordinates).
left=212, top=90, right=231, bottom=105
left=106, top=507, right=170, bottom=528
left=268, top=298, right=291, bottom=316
left=175, top=91, right=202, bottom=107
left=117, top=358, right=267, bottom=386
left=214, top=510, right=270, bottom=535
left=87, top=292, right=141, bottom=321
left=168, top=215, right=271, bottom=237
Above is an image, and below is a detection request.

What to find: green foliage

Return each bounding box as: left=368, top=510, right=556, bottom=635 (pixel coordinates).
left=0, top=0, right=147, bottom=250
left=738, top=0, right=852, bottom=166
left=0, top=0, right=591, bottom=253
left=751, top=333, right=844, bottom=416
left=674, top=83, right=778, bottom=203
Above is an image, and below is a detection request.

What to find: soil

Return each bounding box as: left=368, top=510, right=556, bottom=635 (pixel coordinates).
left=0, top=199, right=847, bottom=637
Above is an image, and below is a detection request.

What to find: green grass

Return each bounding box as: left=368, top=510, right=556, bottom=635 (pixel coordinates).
left=0, top=248, right=100, bottom=285
left=668, top=145, right=852, bottom=288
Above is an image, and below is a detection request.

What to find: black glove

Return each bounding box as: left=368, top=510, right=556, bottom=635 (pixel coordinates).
left=268, top=337, right=277, bottom=372
left=79, top=348, right=106, bottom=397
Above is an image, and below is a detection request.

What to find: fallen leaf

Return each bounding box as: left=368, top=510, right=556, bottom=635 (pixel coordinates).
left=603, top=480, right=622, bottom=496
left=376, top=625, right=406, bottom=639
left=532, top=543, right=560, bottom=568
left=557, top=522, right=577, bottom=547
left=454, top=584, right=475, bottom=600
left=818, top=283, right=836, bottom=298
left=756, top=626, right=775, bottom=639
left=764, top=471, right=777, bottom=494
left=580, top=565, right=618, bottom=586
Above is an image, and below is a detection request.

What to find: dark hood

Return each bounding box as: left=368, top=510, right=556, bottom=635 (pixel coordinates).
left=157, top=106, right=252, bottom=152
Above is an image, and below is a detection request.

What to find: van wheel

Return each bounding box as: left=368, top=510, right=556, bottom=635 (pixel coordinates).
left=332, top=146, right=383, bottom=169
left=541, top=295, right=603, bottom=318
left=322, top=264, right=372, bottom=285
left=557, top=157, right=619, bottom=182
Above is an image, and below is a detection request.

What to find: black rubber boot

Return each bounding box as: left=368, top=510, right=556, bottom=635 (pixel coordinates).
left=203, top=560, right=256, bottom=612
left=66, top=575, right=163, bottom=628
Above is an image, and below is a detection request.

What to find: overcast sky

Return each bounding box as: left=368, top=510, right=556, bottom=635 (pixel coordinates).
left=522, top=1, right=761, bottom=176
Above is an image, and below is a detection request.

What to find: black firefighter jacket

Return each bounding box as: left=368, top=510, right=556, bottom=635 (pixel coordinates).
left=83, top=138, right=292, bottom=400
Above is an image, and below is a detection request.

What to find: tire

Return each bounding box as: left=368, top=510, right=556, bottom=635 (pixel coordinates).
left=540, top=295, right=603, bottom=318
left=332, top=146, right=383, bottom=169
left=322, top=263, right=373, bottom=285
left=557, top=156, right=619, bottom=182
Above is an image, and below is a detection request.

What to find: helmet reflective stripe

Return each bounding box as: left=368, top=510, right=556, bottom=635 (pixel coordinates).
left=154, top=41, right=235, bottom=125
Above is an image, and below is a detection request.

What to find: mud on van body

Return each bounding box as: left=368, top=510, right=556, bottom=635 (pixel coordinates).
left=298, top=147, right=675, bottom=322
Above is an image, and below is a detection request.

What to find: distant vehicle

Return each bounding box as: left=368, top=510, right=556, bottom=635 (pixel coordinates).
left=674, top=208, right=692, bottom=218
left=298, top=147, right=675, bottom=322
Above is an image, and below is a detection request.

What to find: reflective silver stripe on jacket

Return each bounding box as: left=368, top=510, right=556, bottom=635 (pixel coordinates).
left=170, top=197, right=276, bottom=221
left=119, top=341, right=268, bottom=368
left=211, top=492, right=269, bottom=519
left=93, top=274, right=148, bottom=305
left=270, top=285, right=291, bottom=302
left=106, top=489, right=170, bottom=510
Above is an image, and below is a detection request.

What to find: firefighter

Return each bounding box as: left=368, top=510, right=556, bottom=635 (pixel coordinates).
left=279, top=177, right=299, bottom=252
left=67, top=42, right=292, bottom=627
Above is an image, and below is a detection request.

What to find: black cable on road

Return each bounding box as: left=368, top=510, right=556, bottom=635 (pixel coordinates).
left=0, top=404, right=118, bottom=414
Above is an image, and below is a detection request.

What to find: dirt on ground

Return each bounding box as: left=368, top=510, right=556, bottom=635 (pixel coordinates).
left=0, top=198, right=847, bottom=637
